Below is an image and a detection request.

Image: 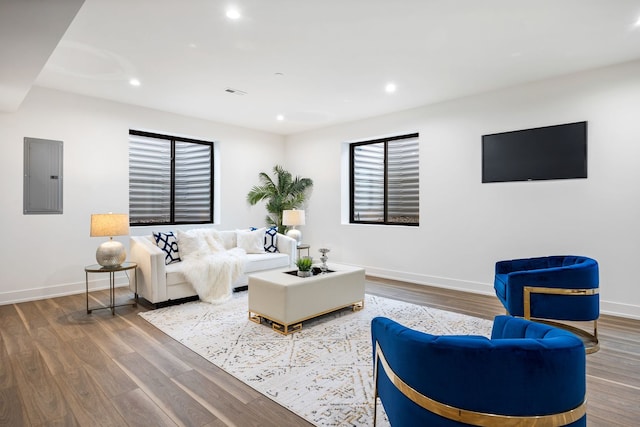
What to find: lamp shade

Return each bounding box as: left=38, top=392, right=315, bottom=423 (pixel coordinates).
left=90, top=213, right=130, bottom=237
left=282, top=209, right=305, bottom=226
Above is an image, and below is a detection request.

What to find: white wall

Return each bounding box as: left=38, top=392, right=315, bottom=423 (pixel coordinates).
left=286, top=59, right=640, bottom=319
left=0, top=87, right=284, bottom=303
left=3, top=61, right=640, bottom=319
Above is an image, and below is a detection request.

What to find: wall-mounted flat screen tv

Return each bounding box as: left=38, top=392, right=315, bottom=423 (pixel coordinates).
left=482, top=121, right=587, bottom=183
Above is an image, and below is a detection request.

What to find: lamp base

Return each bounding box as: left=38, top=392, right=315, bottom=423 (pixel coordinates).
left=286, top=228, right=302, bottom=246
left=96, top=239, right=126, bottom=267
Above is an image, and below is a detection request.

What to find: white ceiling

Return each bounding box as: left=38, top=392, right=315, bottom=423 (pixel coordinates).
left=4, top=0, right=640, bottom=135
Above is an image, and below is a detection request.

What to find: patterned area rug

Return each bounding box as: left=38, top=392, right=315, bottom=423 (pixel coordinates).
left=139, top=291, right=492, bottom=426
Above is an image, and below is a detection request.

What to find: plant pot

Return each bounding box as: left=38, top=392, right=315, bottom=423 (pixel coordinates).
left=297, top=270, right=312, bottom=278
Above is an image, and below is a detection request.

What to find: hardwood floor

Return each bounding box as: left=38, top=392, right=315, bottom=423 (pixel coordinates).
left=1, top=277, right=638, bottom=426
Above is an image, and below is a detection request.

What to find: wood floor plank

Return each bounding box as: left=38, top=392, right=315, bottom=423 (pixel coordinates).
left=0, top=333, right=15, bottom=390
left=0, top=386, right=28, bottom=426
left=585, top=376, right=639, bottom=427
left=67, top=337, right=138, bottom=398
left=115, top=351, right=217, bottom=427
left=32, top=297, right=92, bottom=344
left=86, top=302, right=138, bottom=332
left=587, top=351, right=640, bottom=388
left=248, top=395, right=316, bottom=427
left=51, top=292, right=90, bottom=317
left=32, top=325, right=83, bottom=376
left=120, top=308, right=177, bottom=345
left=0, top=304, right=36, bottom=356
left=41, top=410, right=81, bottom=427
left=14, top=300, right=51, bottom=331
left=53, top=366, right=128, bottom=427
left=162, top=338, right=263, bottom=405
left=10, top=349, right=72, bottom=425
left=111, top=388, right=178, bottom=427
left=173, top=368, right=312, bottom=427
left=76, top=318, right=135, bottom=359
left=116, top=325, right=193, bottom=378
left=45, top=296, right=92, bottom=342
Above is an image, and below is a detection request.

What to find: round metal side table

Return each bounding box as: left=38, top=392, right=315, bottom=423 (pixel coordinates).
left=85, top=262, right=138, bottom=315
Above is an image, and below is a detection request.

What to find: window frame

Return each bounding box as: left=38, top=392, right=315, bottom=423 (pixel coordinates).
left=129, top=129, right=214, bottom=227
left=349, top=132, right=419, bottom=226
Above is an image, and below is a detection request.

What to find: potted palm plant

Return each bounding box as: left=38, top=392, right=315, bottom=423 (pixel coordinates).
left=247, top=165, right=313, bottom=234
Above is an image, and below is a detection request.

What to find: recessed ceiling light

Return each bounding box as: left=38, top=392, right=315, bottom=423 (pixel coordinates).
left=129, top=78, right=141, bottom=87
left=276, top=114, right=285, bottom=121
left=385, top=82, right=397, bottom=93
left=635, top=16, right=640, bottom=26
left=226, top=8, right=241, bottom=20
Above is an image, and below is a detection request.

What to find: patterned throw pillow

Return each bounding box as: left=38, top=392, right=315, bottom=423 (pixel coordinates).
left=250, top=226, right=279, bottom=253
left=152, top=231, right=181, bottom=265
left=264, top=226, right=278, bottom=253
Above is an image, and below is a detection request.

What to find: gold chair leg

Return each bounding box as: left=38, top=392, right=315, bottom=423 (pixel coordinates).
left=523, top=286, right=600, bottom=353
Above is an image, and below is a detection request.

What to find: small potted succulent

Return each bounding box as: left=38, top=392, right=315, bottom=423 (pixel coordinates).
left=296, top=256, right=313, bottom=277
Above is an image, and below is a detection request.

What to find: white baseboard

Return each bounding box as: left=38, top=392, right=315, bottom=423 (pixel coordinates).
left=362, top=265, right=495, bottom=296
left=0, top=276, right=130, bottom=305
left=599, top=301, right=640, bottom=320
left=360, top=264, right=640, bottom=321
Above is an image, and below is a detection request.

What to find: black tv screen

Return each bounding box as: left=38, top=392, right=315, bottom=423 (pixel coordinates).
left=482, top=121, right=587, bottom=183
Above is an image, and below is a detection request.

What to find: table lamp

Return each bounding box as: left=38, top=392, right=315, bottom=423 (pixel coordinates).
left=90, top=213, right=130, bottom=267
left=282, top=209, right=305, bottom=246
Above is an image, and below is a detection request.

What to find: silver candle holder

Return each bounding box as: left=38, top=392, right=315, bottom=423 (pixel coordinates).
left=318, top=248, right=330, bottom=273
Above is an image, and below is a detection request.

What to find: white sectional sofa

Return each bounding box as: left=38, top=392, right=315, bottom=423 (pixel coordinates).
left=129, top=229, right=298, bottom=307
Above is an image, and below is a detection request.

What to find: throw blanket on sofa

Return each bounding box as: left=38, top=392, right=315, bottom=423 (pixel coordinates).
left=177, top=229, right=246, bottom=304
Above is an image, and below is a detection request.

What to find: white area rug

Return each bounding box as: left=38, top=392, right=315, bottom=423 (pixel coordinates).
left=139, top=291, right=492, bottom=426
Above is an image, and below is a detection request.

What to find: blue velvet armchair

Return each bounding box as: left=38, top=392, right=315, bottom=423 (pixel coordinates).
left=494, top=255, right=599, bottom=352
left=371, top=315, right=586, bottom=427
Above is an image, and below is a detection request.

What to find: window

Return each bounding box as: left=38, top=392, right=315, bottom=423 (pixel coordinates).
left=129, top=130, right=213, bottom=226
left=350, top=133, right=419, bottom=225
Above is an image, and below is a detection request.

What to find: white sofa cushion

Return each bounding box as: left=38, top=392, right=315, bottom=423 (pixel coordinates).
left=165, top=252, right=288, bottom=285
left=244, top=252, right=290, bottom=273
left=165, top=262, right=187, bottom=286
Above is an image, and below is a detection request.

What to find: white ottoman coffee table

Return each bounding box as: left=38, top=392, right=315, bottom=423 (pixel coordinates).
left=248, top=263, right=365, bottom=335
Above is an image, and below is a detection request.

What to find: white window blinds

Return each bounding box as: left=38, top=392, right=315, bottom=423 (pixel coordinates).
left=129, top=131, right=213, bottom=225
left=174, top=141, right=212, bottom=223
left=353, top=142, right=385, bottom=222
left=387, top=137, right=419, bottom=223
left=351, top=134, right=419, bottom=225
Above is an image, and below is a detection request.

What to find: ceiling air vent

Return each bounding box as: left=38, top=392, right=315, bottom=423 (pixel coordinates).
left=225, top=88, right=247, bottom=95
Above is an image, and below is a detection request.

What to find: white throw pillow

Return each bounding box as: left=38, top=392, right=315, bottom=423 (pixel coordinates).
left=177, top=229, right=208, bottom=259
left=236, top=228, right=266, bottom=254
